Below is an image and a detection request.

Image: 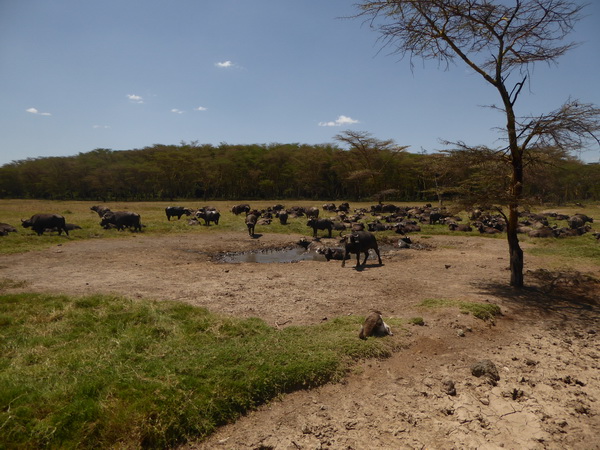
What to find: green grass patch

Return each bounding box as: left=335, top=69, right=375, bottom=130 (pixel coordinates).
left=407, top=317, right=425, bottom=326
left=0, top=293, right=401, bottom=448
left=526, top=234, right=600, bottom=268
left=419, top=298, right=501, bottom=321
left=0, top=278, right=28, bottom=291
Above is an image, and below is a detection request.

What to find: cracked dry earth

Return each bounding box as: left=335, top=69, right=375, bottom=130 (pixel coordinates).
left=0, top=232, right=598, bottom=449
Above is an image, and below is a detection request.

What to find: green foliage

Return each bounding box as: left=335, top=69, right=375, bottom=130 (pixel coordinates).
left=0, top=294, right=400, bottom=448
left=419, top=298, right=502, bottom=321
left=2, top=142, right=597, bottom=203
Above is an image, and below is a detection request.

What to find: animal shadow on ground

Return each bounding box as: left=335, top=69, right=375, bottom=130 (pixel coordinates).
left=476, top=270, right=600, bottom=329
left=352, top=262, right=384, bottom=272
left=250, top=233, right=263, bottom=239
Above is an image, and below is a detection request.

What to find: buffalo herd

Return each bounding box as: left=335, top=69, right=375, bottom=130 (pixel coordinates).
left=4, top=202, right=597, bottom=268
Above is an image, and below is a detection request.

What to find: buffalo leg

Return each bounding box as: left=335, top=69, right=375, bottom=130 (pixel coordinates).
left=374, top=247, right=382, bottom=265
left=341, top=250, right=348, bottom=267
left=361, top=251, right=369, bottom=266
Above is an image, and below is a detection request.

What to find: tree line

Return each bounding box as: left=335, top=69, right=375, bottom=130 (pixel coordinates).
left=0, top=138, right=598, bottom=203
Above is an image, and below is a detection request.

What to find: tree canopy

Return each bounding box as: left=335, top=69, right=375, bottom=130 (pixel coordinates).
left=0, top=140, right=597, bottom=203
left=356, top=0, right=600, bottom=287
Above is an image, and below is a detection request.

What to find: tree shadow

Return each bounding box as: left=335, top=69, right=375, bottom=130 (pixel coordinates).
left=474, top=273, right=599, bottom=329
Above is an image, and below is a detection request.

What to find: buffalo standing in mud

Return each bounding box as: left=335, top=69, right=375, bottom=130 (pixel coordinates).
left=101, top=211, right=142, bottom=232
left=21, top=214, right=69, bottom=236
left=341, top=231, right=382, bottom=268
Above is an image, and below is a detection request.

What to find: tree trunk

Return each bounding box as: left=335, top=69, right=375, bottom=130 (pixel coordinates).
left=507, top=205, right=524, bottom=287
left=507, top=147, right=525, bottom=288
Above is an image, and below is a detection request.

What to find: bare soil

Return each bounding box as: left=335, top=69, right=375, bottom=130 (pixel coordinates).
left=1, top=232, right=598, bottom=449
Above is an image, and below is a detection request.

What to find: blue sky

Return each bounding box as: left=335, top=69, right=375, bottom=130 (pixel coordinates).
left=1, top=0, right=599, bottom=167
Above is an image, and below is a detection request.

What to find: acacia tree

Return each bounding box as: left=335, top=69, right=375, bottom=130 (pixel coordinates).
left=335, top=130, right=408, bottom=198
left=356, top=0, right=600, bottom=287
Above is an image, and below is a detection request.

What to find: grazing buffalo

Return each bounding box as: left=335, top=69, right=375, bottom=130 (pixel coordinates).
left=165, top=206, right=191, bottom=221
left=307, top=218, right=333, bottom=238
left=90, top=205, right=111, bottom=217
left=323, top=203, right=336, bottom=212
left=21, top=214, right=69, bottom=236
left=231, top=204, right=251, bottom=215
left=196, top=208, right=220, bottom=226
left=245, top=212, right=258, bottom=237
left=100, top=211, right=142, bottom=231
left=341, top=231, right=382, bottom=268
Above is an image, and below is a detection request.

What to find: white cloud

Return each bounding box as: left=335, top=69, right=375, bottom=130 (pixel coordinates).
left=127, top=94, right=144, bottom=103
left=215, top=60, right=233, bottom=68
left=318, top=115, right=359, bottom=127
left=195, top=106, right=208, bottom=111
left=171, top=109, right=184, bottom=114
left=93, top=125, right=111, bottom=129
left=26, top=107, right=51, bottom=116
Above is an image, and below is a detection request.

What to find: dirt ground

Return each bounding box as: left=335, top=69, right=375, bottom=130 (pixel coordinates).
left=0, top=232, right=598, bottom=449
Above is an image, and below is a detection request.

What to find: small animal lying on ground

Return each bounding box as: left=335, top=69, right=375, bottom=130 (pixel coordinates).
left=359, top=311, right=393, bottom=340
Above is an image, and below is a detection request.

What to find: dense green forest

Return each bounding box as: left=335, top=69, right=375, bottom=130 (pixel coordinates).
left=0, top=141, right=598, bottom=203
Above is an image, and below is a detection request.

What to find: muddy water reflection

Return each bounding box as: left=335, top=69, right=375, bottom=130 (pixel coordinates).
left=217, top=247, right=328, bottom=264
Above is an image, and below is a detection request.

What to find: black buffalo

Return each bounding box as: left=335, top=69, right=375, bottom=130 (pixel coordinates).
left=196, top=208, right=220, bottom=226
left=341, top=231, right=382, bottom=268
left=568, top=213, right=594, bottom=229
left=21, top=214, right=69, bottom=236
left=0, top=223, right=17, bottom=235
left=90, top=205, right=111, bottom=217
left=307, top=218, right=333, bottom=238
left=101, top=211, right=142, bottom=231
left=305, top=207, right=320, bottom=218
left=165, top=206, right=191, bottom=221
left=277, top=210, right=289, bottom=225
left=245, top=212, right=258, bottom=237
left=231, top=204, right=251, bottom=215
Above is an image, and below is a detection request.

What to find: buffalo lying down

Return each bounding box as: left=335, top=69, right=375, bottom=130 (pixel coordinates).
left=0, top=223, right=17, bottom=236
left=21, top=214, right=69, bottom=236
